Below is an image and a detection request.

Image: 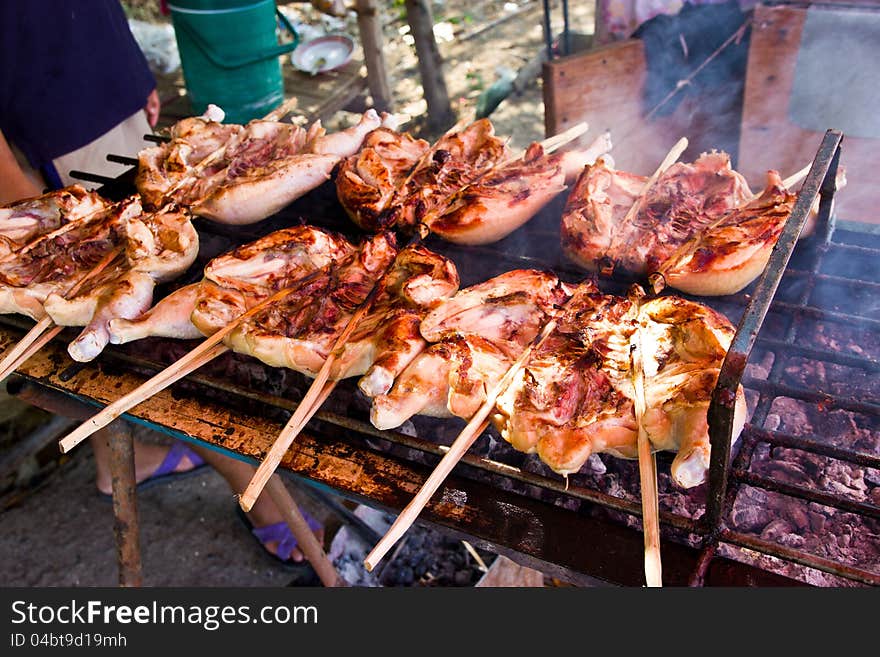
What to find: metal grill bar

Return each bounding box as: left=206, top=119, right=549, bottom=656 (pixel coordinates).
left=747, top=426, right=880, bottom=470
left=720, top=529, right=880, bottom=587
left=705, top=129, right=844, bottom=533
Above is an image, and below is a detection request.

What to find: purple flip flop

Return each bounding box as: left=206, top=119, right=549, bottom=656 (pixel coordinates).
left=235, top=504, right=324, bottom=569
left=98, top=441, right=207, bottom=500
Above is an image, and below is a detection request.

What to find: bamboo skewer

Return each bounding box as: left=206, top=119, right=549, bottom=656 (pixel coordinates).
left=264, top=475, right=345, bottom=587
left=604, top=138, right=688, bottom=276
left=364, top=314, right=562, bottom=571
left=238, top=377, right=337, bottom=512
left=631, top=298, right=662, bottom=587
left=782, top=164, right=811, bottom=190
left=58, top=343, right=229, bottom=453
left=0, top=248, right=122, bottom=383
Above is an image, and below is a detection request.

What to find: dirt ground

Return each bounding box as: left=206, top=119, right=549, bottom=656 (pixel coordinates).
left=0, top=1, right=591, bottom=588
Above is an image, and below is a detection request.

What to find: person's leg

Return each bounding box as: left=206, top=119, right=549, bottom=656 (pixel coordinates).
left=188, top=445, right=324, bottom=563
left=90, top=430, right=201, bottom=496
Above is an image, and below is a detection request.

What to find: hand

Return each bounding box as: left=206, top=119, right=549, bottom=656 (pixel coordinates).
left=144, top=89, right=161, bottom=128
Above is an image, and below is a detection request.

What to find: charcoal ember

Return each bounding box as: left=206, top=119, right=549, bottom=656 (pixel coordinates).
left=783, top=357, right=879, bottom=399
left=731, top=487, right=773, bottom=531
left=744, top=350, right=775, bottom=381
left=818, top=462, right=868, bottom=500
left=804, top=321, right=880, bottom=359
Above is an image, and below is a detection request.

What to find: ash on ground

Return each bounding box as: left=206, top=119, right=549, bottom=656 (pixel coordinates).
left=329, top=505, right=496, bottom=587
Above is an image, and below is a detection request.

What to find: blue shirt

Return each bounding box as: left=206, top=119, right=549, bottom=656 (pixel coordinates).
left=0, top=0, right=156, bottom=172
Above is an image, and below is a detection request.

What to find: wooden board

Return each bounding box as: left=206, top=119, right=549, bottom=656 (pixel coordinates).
left=739, top=4, right=876, bottom=223
left=542, top=38, right=744, bottom=176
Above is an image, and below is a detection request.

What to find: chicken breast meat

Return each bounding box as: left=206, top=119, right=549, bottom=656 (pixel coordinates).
left=561, top=151, right=797, bottom=296
left=337, top=118, right=510, bottom=233
left=109, top=225, right=355, bottom=344
left=428, top=131, right=612, bottom=245
left=222, top=232, right=459, bottom=386
left=370, top=269, right=571, bottom=429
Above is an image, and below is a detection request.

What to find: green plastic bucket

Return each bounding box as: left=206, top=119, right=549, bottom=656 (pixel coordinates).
left=168, top=0, right=298, bottom=123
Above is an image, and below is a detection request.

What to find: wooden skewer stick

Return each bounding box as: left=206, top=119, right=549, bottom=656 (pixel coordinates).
left=58, top=343, right=229, bottom=453
left=238, top=255, right=400, bottom=511
left=57, top=247, right=357, bottom=454
left=539, top=121, right=590, bottom=153
left=264, top=475, right=345, bottom=587
left=364, top=315, right=561, bottom=572
left=631, top=299, right=662, bottom=587
left=238, top=378, right=337, bottom=512
left=0, top=248, right=122, bottom=383
left=782, top=164, right=811, bottom=190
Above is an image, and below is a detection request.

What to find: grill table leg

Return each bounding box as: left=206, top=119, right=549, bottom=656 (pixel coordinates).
left=7, top=377, right=143, bottom=586
left=103, top=421, right=143, bottom=587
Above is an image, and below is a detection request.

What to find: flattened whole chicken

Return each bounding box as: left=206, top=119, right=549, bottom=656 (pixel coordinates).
left=109, top=225, right=355, bottom=344
left=183, top=110, right=396, bottom=225
left=561, top=151, right=797, bottom=296
left=338, top=118, right=613, bottom=245
left=492, top=282, right=746, bottom=488
left=0, top=196, right=199, bottom=362
left=0, top=186, right=108, bottom=260
left=44, top=202, right=199, bottom=362
left=224, top=234, right=459, bottom=390
left=370, top=269, right=571, bottom=429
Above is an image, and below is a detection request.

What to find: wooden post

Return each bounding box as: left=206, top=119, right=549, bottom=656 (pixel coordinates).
left=104, top=421, right=144, bottom=587
left=355, top=0, right=392, bottom=113
left=404, top=0, right=455, bottom=131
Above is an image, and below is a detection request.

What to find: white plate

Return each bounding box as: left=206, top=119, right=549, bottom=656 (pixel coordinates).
left=291, top=35, right=354, bottom=74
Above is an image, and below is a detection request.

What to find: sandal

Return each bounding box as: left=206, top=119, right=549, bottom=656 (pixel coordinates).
left=98, top=441, right=207, bottom=499
left=235, top=504, right=324, bottom=580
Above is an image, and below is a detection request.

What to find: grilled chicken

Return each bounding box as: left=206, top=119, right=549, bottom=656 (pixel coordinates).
left=561, top=151, right=797, bottom=296
left=43, top=202, right=199, bottom=361
left=428, top=132, right=612, bottom=245
left=492, top=282, right=745, bottom=488
left=136, top=106, right=244, bottom=209
left=337, top=119, right=509, bottom=232
left=108, top=225, right=356, bottom=345
left=371, top=269, right=571, bottom=429
left=337, top=118, right=612, bottom=245
left=0, top=195, right=198, bottom=361
left=0, top=186, right=108, bottom=259
left=184, top=110, right=393, bottom=225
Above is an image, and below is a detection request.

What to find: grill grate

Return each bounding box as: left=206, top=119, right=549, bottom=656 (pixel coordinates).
left=25, top=129, right=880, bottom=585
